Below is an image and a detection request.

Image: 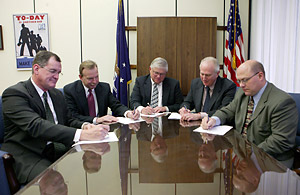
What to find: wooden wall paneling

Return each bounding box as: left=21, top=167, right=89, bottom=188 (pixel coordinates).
left=137, top=17, right=177, bottom=78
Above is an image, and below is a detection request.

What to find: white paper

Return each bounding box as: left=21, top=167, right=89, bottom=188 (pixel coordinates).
left=72, top=132, right=119, bottom=147
left=140, top=112, right=166, bottom=118
left=168, top=112, right=181, bottom=120
left=193, top=125, right=233, bottom=135
left=117, top=117, right=145, bottom=124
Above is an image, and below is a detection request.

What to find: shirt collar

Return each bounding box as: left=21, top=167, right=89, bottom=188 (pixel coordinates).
left=31, top=77, right=46, bottom=98
left=253, top=82, right=268, bottom=104
left=81, top=82, right=94, bottom=95
left=150, top=78, right=163, bottom=87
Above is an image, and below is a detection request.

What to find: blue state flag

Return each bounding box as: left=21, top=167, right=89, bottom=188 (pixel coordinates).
left=113, top=0, right=131, bottom=106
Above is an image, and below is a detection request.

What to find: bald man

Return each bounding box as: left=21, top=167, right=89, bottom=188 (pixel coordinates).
left=201, top=60, right=298, bottom=164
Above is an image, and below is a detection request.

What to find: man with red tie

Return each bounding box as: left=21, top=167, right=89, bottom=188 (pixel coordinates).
left=64, top=60, right=139, bottom=124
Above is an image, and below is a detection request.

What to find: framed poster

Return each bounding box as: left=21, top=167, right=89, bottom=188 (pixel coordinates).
left=0, top=25, right=3, bottom=50
left=13, top=13, right=49, bottom=69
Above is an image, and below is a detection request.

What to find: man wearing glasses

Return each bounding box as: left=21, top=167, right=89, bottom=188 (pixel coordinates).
left=201, top=60, right=298, bottom=167
left=1, top=51, right=109, bottom=184
left=130, top=57, right=183, bottom=114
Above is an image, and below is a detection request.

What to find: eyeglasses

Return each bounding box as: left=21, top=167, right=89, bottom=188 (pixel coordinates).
left=237, top=72, right=259, bottom=84
left=152, top=70, right=166, bottom=77
left=42, top=66, right=63, bottom=76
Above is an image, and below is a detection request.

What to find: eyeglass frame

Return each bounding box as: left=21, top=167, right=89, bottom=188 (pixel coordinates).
left=42, top=66, right=63, bottom=76
left=237, top=72, right=259, bottom=84
left=151, top=69, right=167, bottom=77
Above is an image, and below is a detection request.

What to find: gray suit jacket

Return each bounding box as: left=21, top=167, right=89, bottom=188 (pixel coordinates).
left=64, top=80, right=129, bottom=123
left=214, top=83, right=298, bottom=160
left=130, top=75, right=183, bottom=112
left=1, top=79, right=83, bottom=183
left=181, top=76, right=236, bottom=116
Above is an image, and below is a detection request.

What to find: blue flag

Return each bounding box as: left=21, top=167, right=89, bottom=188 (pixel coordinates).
left=113, top=0, right=132, bottom=106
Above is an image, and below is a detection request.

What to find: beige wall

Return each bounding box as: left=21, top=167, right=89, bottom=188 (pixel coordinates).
left=0, top=0, right=249, bottom=95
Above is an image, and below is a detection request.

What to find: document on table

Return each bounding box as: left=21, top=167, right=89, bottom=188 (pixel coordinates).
left=117, top=117, right=145, bottom=124
left=168, top=112, right=181, bottom=120
left=140, top=112, right=166, bottom=118
left=72, top=132, right=119, bottom=147
left=193, top=125, right=233, bottom=135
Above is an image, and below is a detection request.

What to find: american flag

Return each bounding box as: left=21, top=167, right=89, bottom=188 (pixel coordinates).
left=224, top=0, right=245, bottom=86
left=113, top=0, right=132, bottom=106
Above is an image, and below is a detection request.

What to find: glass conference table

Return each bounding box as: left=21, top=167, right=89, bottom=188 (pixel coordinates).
left=17, top=116, right=300, bottom=195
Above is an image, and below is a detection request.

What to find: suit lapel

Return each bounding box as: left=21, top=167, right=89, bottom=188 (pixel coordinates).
left=25, top=79, right=45, bottom=116
left=94, top=83, right=103, bottom=116
left=77, top=81, right=90, bottom=116
left=49, top=89, right=62, bottom=124
left=197, top=82, right=204, bottom=111
left=144, top=76, right=152, bottom=104
left=250, top=83, right=271, bottom=122
left=162, top=79, right=169, bottom=106
left=209, top=77, right=221, bottom=110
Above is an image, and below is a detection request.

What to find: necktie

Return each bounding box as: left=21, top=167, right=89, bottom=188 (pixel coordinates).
left=151, top=84, right=158, bottom=108
left=88, top=89, right=96, bottom=117
left=242, top=96, right=254, bottom=137
left=202, top=86, right=211, bottom=112
left=43, top=92, right=55, bottom=123
left=42, top=92, right=66, bottom=160
left=152, top=117, right=159, bottom=135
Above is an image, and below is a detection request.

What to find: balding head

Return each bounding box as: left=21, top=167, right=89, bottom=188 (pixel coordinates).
left=236, top=60, right=266, bottom=96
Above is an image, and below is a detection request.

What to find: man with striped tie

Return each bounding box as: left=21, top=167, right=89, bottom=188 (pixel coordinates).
left=130, top=57, right=183, bottom=114
left=201, top=60, right=298, bottom=167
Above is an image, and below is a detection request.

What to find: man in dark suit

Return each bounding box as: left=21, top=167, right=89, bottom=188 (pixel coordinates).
left=179, top=56, right=236, bottom=121
left=202, top=60, right=298, bottom=164
left=1, top=51, right=109, bottom=184
left=64, top=60, right=139, bottom=124
left=130, top=57, right=183, bottom=114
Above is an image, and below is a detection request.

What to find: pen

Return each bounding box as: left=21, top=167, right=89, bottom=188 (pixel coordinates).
left=147, top=103, right=152, bottom=108
left=133, top=106, right=136, bottom=115
left=184, top=105, right=188, bottom=110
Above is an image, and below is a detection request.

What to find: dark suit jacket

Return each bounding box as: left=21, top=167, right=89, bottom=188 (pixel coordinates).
left=1, top=79, right=83, bottom=184
left=215, top=83, right=298, bottom=160
left=181, top=76, right=236, bottom=116
left=64, top=80, right=129, bottom=123
left=130, top=75, right=183, bottom=112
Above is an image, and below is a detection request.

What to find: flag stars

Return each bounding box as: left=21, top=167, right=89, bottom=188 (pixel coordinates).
left=120, top=78, right=124, bottom=83
left=122, top=63, right=126, bottom=67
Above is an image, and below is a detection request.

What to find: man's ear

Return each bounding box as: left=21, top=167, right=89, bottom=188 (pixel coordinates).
left=32, top=64, right=39, bottom=75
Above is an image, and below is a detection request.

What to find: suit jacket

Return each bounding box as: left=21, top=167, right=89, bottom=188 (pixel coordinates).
left=1, top=79, right=83, bottom=184
left=214, top=83, right=298, bottom=160
left=130, top=75, right=183, bottom=112
left=181, top=76, right=236, bottom=116
left=64, top=80, right=129, bottom=123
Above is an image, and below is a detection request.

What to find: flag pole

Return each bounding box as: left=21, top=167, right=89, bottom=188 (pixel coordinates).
left=232, top=0, right=237, bottom=70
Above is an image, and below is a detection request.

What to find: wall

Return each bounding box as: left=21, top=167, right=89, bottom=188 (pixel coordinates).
left=0, top=0, right=249, bottom=94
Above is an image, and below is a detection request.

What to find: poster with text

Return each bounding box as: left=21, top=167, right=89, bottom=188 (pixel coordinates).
left=13, top=13, right=49, bottom=69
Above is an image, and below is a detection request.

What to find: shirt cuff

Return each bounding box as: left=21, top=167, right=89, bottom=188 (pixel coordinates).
left=92, top=117, right=98, bottom=124
left=124, top=110, right=130, bottom=118
left=164, top=106, right=169, bottom=112
left=73, top=129, right=82, bottom=142
left=211, top=116, right=221, bottom=126
left=137, top=106, right=144, bottom=113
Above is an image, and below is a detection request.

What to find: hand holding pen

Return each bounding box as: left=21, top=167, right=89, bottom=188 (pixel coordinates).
left=201, top=116, right=216, bottom=130
left=141, top=103, right=155, bottom=115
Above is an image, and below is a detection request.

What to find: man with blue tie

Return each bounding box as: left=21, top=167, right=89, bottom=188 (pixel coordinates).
left=179, top=57, right=236, bottom=121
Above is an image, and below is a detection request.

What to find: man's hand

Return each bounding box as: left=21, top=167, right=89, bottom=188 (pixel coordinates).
left=201, top=116, right=216, bottom=130
left=126, top=110, right=140, bottom=120
left=80, top=124, right=109, bottom=141
left=96, top=115, right=118, bottom=124
left=179, top=107, right=190, bottom=115
left=141, top=106, right=155, bottom=115
left=153, top=106, right=166, bottom=113
left=181, top=113, right=201, bottom=121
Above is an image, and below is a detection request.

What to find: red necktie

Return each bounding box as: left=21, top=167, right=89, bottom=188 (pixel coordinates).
left=88, top=89, right=96, bottom=117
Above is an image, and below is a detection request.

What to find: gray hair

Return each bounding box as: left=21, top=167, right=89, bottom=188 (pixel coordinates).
left=199, top=56, right=219, bottom=73
left=150, top=57, right=168, bottom=72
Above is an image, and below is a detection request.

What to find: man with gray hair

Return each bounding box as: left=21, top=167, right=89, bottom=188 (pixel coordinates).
left=179, top=56, right=236, bottom=121
left=130, top=57, right=183, bottom=114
